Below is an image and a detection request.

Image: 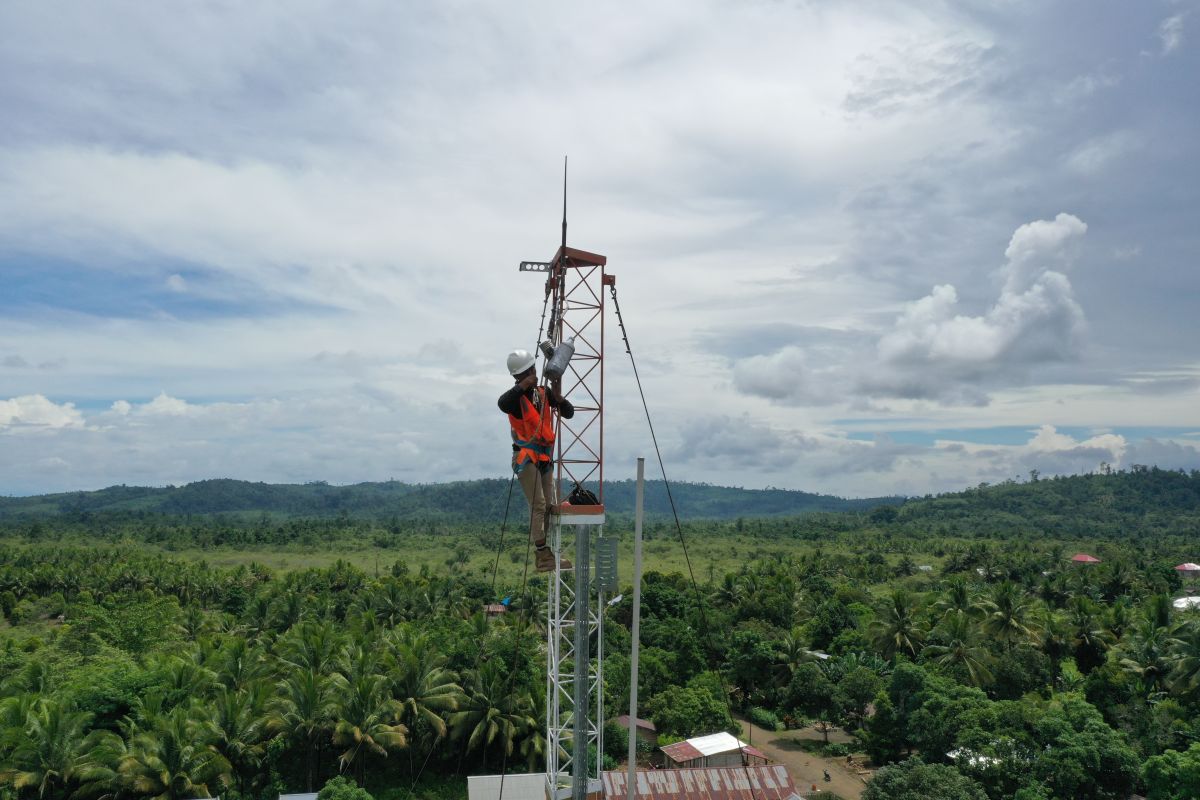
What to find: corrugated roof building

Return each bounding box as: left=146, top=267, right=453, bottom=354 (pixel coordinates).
left=470, top=767, right=802, bottom=800
left=660, top=733, right=767, bottom=769
left=604, top=766, right=801, bottom=800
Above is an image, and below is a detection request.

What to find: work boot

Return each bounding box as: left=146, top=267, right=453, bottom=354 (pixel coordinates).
left=536, top=546, right=572, bottom=573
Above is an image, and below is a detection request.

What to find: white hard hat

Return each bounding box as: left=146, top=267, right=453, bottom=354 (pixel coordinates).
left=506, top=349, right=536, bottom=376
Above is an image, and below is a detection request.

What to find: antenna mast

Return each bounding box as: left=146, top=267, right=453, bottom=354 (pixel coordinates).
left=518, top=161, right=617, bottom=800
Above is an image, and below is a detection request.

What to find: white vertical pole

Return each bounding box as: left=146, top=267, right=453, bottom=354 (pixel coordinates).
left=626, top=458, right=645, bottom=800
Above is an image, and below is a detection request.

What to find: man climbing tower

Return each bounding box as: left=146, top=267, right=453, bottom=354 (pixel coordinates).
left=498, top=349, right=574, bottom=572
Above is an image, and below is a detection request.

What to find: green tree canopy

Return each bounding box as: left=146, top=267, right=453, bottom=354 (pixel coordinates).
left=646, top=686, right=732, bottom=739
left=862, top=757, right=987, bottom=800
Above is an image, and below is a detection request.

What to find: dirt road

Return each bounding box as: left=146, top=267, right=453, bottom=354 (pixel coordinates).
left=737, top=719, right=870, bottom=800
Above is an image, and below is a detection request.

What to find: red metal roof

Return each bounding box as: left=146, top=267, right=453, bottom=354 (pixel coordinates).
left=741, top=746, right=766, bottom=761
left=602, top=766, right=800, bottom=800
left=661, top=741, right=704, bottom=763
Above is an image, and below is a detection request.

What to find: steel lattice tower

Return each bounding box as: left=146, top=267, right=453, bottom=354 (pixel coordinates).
left=519, top=244, right=614, bottom=800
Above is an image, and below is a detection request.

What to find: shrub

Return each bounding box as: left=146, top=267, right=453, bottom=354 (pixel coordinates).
left=748, top=707, right=782, bottom=731
left=318, top=776, right=374, bottom=800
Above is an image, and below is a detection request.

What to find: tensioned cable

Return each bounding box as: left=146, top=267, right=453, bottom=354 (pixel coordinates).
left=609, top=284, right=765, bottom=796
left=487, top=278, right=556, bottom=796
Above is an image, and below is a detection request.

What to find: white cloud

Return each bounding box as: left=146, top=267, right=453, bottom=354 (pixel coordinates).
left=1065, top=131, right=1136, bottom=175
left=138, top=392, right=192, bottom=416
left=1125, top=437, right=1200, bottom=470
left=1001, top=212, right=1087, bottom=292
left=0, top=395, right=85, bottom=431
left=0, top=4, right=1197, bottom=497
left=929, top=424, right=1188, bottom=483
left=876, top=271, right=1083, bottom=368
left=735, top=213, right=1089, bottom=407
left=1160, top=14, right=1185, bottom=54
left=0, top=388, right=510, bottom=494
left=865, top=213, right=1087, bottom=401
left=733, top=346, right=831, bottom=405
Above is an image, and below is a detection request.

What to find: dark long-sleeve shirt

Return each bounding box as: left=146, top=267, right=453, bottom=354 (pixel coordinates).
left=497, top=384, right=574, bottom=421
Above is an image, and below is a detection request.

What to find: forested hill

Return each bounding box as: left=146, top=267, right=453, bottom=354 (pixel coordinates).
left=4, top=468, right=1197, bottom=531
left=0, top=477, right=902, bottom=522
left=892, top=466, right=1200, bottom=538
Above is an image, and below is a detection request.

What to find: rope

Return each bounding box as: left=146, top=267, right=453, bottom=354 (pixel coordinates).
left=475, top=278, right=555, bottom=796
left=609, top=284, right=764, bottom=794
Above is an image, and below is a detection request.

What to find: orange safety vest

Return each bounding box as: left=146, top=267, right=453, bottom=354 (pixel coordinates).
left=508, top=387, right=556, bottom=471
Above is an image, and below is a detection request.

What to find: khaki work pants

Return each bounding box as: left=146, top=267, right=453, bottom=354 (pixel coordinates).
left=517, top=461, right=557, bottom=547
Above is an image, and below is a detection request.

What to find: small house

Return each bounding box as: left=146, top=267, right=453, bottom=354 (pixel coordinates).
left=660, top=732, right=768, bottom=769
left=614, top=715, right=658, bottom=746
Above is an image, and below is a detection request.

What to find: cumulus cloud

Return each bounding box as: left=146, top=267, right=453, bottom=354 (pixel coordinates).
left=0, top=387, right=509, bottom=494
left=673, top=415, right=918, bottom=479
left=1, top=4, right=1197, bottom=498
left=1013, top=424, right=1126, bottom=475
left=925, top=425, right=1199, bottom=486
left=1001, top=213, right=1087, bottom=292
left=735, top=213, right=1089, bottom=407
left=733, top=347, right=830, bottom=405
left=139, top=392, right=192, bottom=416
left=1124, top=438, right=1200, bottom=471
left=0, top=395, right=85, bottom=431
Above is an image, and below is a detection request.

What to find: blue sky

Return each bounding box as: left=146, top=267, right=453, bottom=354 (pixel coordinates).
left=2, top=1, right=1199, bottom=497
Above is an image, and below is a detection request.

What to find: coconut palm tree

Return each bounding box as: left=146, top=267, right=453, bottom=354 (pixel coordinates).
left=1038, top=571, right=1073, bottom=609
left=208, top=685, right=268, bottom=798
left=1036, top=607, right=1073, bottom=688
left=449, top=661, right=537, bottom=772
left=517, top=685, right=547, bottom=773
left=979, top=582, right=1039, bottom=649
left=271, top=590, right=308, bottom=632
left=0, top=700, right=102, bottom=799
left=279, top=619, right=344, bottom=676
left=118, top=705, right=232, bottom=800
left=1119, top=617, right=1180, bottom=697
left=713, top=574, right=745, bottom=609
left=869, top=589, right=926, bottom=661
left=933, top=577, right=981, bottom=622
left=330, top=671, right=408, bottom=786
left=214, top=636, right=267, bottom=691
left=1068, top=596, right=1115, bottom=674
left=154, top=656, right=216, bottom=709
left=1146, top=593, right=1174, bottom=631
left=267, top=667, right=336, bottom=791
left=388, top=631, right=463, bottom=737
left=1106, top=598, right=1133, bottom=641
left=1167, top=621, right=1200, bottom=698
left=373, top=580, right=411, bottom=627
left=778, top=627, right=817, bottom=679
left=924, top=613, right=993, bottom=687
